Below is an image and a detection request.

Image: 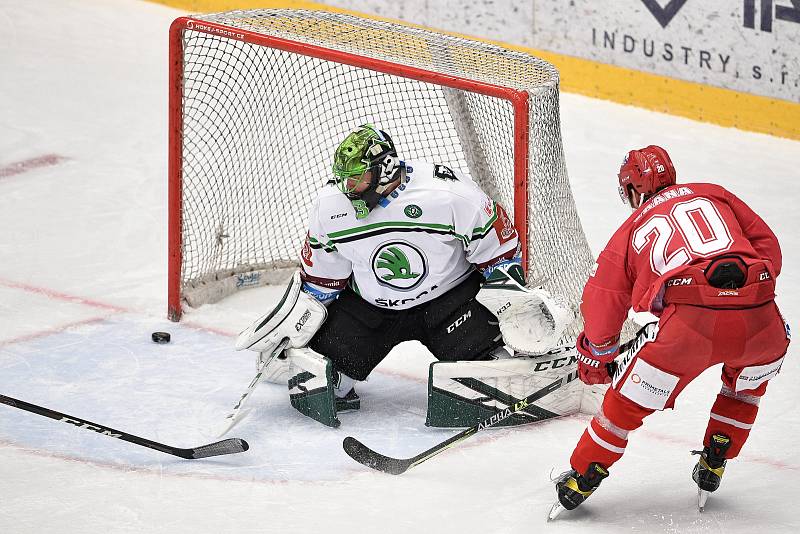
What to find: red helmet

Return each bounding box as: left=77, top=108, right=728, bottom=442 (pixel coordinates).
left=617, top=145, right=676, bottom=209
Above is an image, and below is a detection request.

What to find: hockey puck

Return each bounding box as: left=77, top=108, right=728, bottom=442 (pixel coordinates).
left=151, top=331, right=171, bottom=344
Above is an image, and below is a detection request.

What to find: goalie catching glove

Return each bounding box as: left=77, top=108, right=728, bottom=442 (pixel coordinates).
left=476, top=263, right=575, bottom=354
left=235, top=272, right=328, bottom=380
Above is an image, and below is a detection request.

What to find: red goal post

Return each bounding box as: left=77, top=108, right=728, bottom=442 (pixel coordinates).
left=168, top=10, right=593, bottom=326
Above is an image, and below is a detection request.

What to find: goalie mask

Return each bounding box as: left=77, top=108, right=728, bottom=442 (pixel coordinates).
left=332, top=124, right=404, bottom=218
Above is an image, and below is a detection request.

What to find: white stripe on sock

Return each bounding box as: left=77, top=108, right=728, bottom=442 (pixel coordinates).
left=595, top=409, right=630, bottom=441
left=587, top=424, right=626, bottom=454
left=720, top=385, right=761, bottom=406
left=710, top=412, right=753, bottom=429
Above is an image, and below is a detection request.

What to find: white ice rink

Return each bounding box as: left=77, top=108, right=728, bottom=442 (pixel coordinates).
left=1, top=1, right=799, bottom=532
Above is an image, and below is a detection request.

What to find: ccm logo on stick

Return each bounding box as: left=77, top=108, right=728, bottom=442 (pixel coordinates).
left=60, top=417, right=122, bottom=438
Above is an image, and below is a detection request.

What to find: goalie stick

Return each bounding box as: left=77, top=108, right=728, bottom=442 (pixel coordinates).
left=217, top=339, right=290, bottom=438
left=342, top=368, right=577, bottom=475
left=0, top=394, right=249, bottom=460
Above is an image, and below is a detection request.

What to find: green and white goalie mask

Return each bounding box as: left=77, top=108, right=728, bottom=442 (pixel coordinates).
left=332, top=124, right=404, bottom=219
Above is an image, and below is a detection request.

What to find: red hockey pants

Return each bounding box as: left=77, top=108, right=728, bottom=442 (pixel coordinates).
left=570, top=301, right=790, bottom=474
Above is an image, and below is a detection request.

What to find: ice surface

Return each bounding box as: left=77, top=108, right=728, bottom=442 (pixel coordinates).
left=0, top=1, right=798, bottom=533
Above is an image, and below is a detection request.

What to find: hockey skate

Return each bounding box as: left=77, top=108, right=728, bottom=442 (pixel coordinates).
left=548, top=463, right=609, bottom=521
left=691, top=433, right=731, bottom=512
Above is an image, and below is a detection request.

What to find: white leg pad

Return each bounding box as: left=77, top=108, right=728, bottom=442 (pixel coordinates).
left=426, top=347, right=582, bottom=427
left=257, top=351, right=293, bottom=384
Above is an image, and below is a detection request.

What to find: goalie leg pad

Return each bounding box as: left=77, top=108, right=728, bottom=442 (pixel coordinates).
left=286, top=347, right=360, bottom=427
left=257, top=350, right=292, bottom=384
left=426, top=346, right=582, bottom=428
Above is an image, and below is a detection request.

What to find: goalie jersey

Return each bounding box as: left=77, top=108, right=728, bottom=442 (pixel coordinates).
left=299, top=160, right=519, bottom=309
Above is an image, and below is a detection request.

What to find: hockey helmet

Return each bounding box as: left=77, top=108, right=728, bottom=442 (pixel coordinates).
left=617, top=145, right=676, bottom=209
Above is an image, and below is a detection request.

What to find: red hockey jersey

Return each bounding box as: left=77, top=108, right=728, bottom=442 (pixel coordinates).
left=581, top=183, right=782, bottom=345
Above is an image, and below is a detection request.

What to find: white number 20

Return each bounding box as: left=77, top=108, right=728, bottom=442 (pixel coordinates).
left=632, top=198, right=733, bottom=276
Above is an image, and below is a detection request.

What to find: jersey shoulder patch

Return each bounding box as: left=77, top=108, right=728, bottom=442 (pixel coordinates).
left=433, top=164, right=458, bottom=181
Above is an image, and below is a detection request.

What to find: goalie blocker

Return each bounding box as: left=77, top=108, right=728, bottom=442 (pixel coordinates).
left=235, top=271, right=327, bottom=382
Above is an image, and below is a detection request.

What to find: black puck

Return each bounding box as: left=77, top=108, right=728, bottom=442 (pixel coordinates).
left=151, top=331, right=171, bottom=344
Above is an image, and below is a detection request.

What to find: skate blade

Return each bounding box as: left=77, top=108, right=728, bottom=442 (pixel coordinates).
left=547, top=501, right=567, bottom=521
left=698, top=489, right=710, bottom=512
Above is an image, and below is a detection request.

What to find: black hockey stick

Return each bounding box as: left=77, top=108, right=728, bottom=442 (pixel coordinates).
left=0, top=394, right=249, bottom=460
left=343, top=337, right=641, bottom=475
left=342, top=370, right=577, bottom=475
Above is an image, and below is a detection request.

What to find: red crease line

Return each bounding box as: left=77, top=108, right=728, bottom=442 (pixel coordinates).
left=0, top=154, right=69, bottom=179
left=0, top=278, right=128, bottom=313
left=0, top=317, right=108, bottom=348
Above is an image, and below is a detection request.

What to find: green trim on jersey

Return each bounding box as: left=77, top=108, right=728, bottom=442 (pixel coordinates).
left=469, top=201, right=498, bottom=241
left=321, top=202, right=498, bottom=246
left=308, top=235, right=337, bottom=252
left=327, top=220, right=468, bottom=246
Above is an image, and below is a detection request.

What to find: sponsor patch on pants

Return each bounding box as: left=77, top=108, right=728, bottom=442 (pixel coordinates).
left=611, top=322, right=659, bottom=388
left=735, top=356, right=784, bottom=392
left=618, top=359, right=679, bottom=410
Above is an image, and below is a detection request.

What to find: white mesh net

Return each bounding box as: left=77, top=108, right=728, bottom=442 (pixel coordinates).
left=170, top=9, right=594, bottom=337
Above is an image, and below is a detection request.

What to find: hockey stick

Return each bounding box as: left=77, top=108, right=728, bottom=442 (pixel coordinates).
left=217, top=339, right=290, bottom=438
left=344, top=338, right=640, bottom=475
left=342, top=370, right=577, bottom=475
left=0, top=394, right=249, bottom=460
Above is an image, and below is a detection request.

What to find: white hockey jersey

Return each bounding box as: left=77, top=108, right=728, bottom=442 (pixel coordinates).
left=299, top=160, right=519, bottom=310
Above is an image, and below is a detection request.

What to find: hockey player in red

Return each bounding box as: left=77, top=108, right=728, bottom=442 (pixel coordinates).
left=551, top=145, right=790, bottom=518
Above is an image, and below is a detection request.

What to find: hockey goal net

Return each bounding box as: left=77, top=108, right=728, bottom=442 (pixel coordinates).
left=168, top=9, right=593, bottom=325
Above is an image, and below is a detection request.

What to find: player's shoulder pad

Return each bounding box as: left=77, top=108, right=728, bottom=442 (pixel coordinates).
left=312, top=183, right=356, bottom=222
left=315, top=181, right=345, bottom=202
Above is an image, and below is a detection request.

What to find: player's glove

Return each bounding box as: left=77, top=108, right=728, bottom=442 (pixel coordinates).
left=575, top=332, right=620, bottom=385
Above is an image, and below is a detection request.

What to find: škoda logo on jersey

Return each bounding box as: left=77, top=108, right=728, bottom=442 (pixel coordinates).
left=371, top=241, right=428, bottom=290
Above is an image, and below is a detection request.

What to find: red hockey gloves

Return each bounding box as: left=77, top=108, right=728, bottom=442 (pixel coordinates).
left=576, top=332, right=620, bottom=385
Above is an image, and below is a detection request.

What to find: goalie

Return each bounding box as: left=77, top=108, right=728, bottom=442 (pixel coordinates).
left=235, top=124, right=574, bottom=427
